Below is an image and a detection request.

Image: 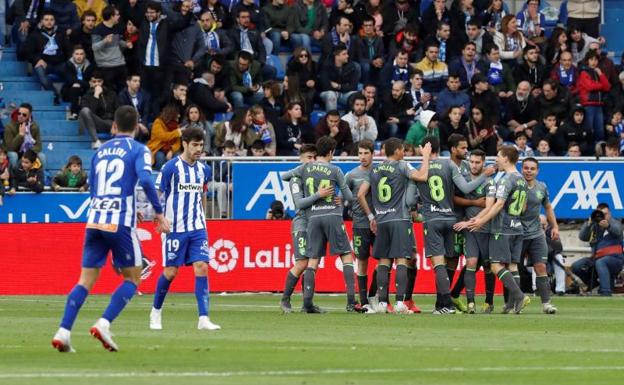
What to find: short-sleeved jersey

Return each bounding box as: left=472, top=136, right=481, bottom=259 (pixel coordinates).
left=157, top=157, right=211, bottom=233
left=87, top=136, right=154, bottom=229
left=369, top=160, right=413, bottom=223
left=346, top=166, right=373, bottom=229
left=520, top=180, right=550, bottom=240
left=464, top=177, right=496, bottom=233
left=491, top=172, right=528, bottom=235
left=416, top=158, right=458, bottom=221
left=289, top=176, right=308, bottom=233
left=299, top=161, right=350, bottom=218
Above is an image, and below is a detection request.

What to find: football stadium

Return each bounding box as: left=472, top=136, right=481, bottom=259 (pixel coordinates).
left=1, top=0, right=623, bottom=384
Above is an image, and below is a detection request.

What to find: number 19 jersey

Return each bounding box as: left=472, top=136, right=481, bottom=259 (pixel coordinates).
left=415, top=158, right=457, bottom=222
left=369, top=160, right=412, bottom=223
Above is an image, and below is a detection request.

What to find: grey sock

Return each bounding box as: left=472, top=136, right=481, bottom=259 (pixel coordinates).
left=282, top=271, right=300, bottom=301
left=536, top=275, right=551, bottom=304
left=395, top=264, right=408, bottom=302
left=303, top=268, right=316, bottom=308
left=377, top=264, right=390, bottom=303
left=497, top=269, right=523, bottom=299
left=343, top=263, right=356, bottom=305
left=434, top=265, right=451, bottom=307
left=357, top=275, right=368, bottom=305
left=512, top=271, right=521, bottom=293
left=405, top=266, right=416, bottom=301
left=464, top=268, right=477, bottom=303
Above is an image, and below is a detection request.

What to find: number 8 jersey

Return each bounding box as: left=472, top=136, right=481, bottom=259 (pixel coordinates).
left=491, top=171, right=528, bottom=235
left=87, top=136, right=156, bottom=230
left=415, top=158, right=459, bottom=222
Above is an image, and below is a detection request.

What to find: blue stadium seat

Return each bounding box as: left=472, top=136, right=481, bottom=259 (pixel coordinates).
left=214, top=112, right=233, bottom=122
left=310, top=110, right=325, bottom=126
left=268, top=54, right=285, bottom=80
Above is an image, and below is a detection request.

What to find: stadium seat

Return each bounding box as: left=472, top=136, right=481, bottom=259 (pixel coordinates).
left=310, top=110, right=326, bottom=126
left=268, top=54, right=285, bottom=80
left=214, top=112, right=234, bottom=122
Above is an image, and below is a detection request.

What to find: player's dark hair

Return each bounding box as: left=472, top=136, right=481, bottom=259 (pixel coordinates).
left=358, top=139, right=374, bottom=153
left=522, top=157, right=539, bottom=168
left=114, top=106, right=139, bottom=133
left=422, top=136, right=440, bottom=154
left=181, top=127, right=205, bottom=143
left=499, top=145, right=519, bottom=163
left=299, top=144, right=317, bottom=155
left=448, top=134, right=467, bottom=150
left=470, top=149, right=486, bottom=160
left=316, top=136, right=337, bottom=157
left=383, top=138, right=404, bottom=156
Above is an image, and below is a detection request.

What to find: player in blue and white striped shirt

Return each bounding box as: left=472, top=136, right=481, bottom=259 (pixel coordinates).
left=150, top=127, right=221, bottom=331
left=52, top=107, right=170, bottom=353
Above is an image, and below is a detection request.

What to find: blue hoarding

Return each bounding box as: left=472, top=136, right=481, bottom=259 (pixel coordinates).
left=0, top=193, right=90, bottom=223
left=232, top=161, right=624, bottom=220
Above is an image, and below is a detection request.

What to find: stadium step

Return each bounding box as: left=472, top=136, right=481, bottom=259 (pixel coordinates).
left=1, top=81, right=41, bottom=91
left=1, top=51, right=18, bottom=61
left=43, top=141, right=92, bottom=151
left=0, top=61, right=28, bottom=76
left=2, top=90, right=55, bottom=106
left=43, top=135, right=90, bottom=142
left=38, top=120, right=80, bottom=136
left=32, top=110, right=68, bottom=120
left=1, top=76, right=37, bottom=83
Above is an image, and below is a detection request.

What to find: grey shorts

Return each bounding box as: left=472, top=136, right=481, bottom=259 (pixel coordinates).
left=292, top=231, right=308, bottom=260
left=353, top=227, right=375, bottom=260
left=372, top=220, right=415, bottom=260
left=423, top=220, right=455, bottom=258
left=465, top=231, right=490, bottom=264
left=522, top=234, right=548, bottom=266
left=489, top=233, right=523, bottom=265
left=306, top=215, right=352, bottom=258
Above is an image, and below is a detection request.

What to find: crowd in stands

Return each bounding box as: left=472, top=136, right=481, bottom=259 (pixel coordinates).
left=1, top=0, right=623, bottom=197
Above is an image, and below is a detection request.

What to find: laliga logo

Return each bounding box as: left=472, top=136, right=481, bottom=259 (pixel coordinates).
left=551, top=171, right=623, bottom=210
left=209, top=239, right=239, bottom=273
left=245, top=171, right=295, bottom=211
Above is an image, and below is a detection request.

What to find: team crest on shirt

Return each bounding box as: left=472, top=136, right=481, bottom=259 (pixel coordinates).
left=536, top=190, right=544, bottom=200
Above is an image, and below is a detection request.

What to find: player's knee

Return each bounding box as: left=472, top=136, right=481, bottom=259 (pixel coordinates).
left=193, top=262, right=208, bottom=277
left=341, top=253, right=353, bottom=264
left=534, top=262, right=547, bottom=275
left=163, top=267, right=179, bottom=280
left=466, top=258, right=478, bottom=269
left=358, top=260, right=368, bottom=275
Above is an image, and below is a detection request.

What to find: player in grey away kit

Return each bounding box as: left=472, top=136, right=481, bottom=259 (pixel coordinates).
left=520, top=157, right=559, bottom=314
left=460, top=146, right=531, bottom=314
left=357, top=138, right=432, bottom=314
left=280, top=144, right=334, bottom=313
left=415, top=136, right=495, bottom=314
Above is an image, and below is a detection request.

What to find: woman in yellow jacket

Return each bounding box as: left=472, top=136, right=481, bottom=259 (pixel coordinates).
left=147, top=104, right=182, bottom=170
left=74, top=0, right=108, bottom=24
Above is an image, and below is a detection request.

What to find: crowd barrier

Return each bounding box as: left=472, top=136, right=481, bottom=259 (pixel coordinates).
left=0, top=221, right=498, bottom=295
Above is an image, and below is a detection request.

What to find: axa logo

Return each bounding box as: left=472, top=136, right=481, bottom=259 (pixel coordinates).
left=245, top=171, right=294, bottom=211
left=59, top=198, right=91, bottom=219
left=209, top=239, right=239, bottom=273
left=551, top=171, right=623, bottom=210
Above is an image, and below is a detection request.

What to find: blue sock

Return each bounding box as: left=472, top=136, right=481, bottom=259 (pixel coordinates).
left=60, top=285, right=89, bottom=330
left=195, top=276, right=209, bottom=317
left=153, top=274, right=172, bottom=310
left=102, top=281, right=137, bottom=323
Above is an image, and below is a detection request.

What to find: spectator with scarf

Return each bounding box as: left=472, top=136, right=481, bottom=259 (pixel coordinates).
left=387, top=24, right=420, bottom=63
left=448, top=41, right=481, bottom=90
left=493, top=14, right=526, bottom=65
left=379, top=50, right=412, bottom=90
left=549, top=51, right=578, bottom=95
left=516, top=0, right=545, bottom=46
left=423, top=21, right=458, bottom=64
left=229, top=50, right=265, bottom=108
left=147, top=104, right=182, bottom=169
left=245, top=105, right=277, bottom=156
left=52, top=155, right=89, bottom=192
left=61, top=45, right=94, bottom=120
left=3, top=104, right=43, bottom=168
left=407, top=70, right=433, bottom=120
left=321, top=15, right=359, bottom=65
left=478, top=43, right=515, bottom=99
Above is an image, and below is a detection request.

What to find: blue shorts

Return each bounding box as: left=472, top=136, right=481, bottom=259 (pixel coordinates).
left=162, top=230, right=210, bottom=267
left=82, top=226, right=143, bottom=269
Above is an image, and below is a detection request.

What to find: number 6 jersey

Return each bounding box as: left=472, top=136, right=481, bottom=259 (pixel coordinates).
left=369, top=160, right=413, bottom=224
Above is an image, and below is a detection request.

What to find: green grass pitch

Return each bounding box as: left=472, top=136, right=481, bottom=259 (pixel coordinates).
left=0, top=294, right=623, bottom=385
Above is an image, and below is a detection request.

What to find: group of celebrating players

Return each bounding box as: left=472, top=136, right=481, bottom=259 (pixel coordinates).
left=279, top=134, right=560, bottom=316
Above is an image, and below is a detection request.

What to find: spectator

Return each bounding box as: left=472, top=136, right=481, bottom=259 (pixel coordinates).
left=470, top=73, right=501, bottom=124
left=603, top=137, right=622, bottom=158
left=606, top=71, right=624, bottom=118
left=92, top=5, right=130, bottom=92
left=449, top=0, right=477, bottom=43
left=263, top=0, right=292, bottom=55
left=480, top=0, right=509, bottom=33
left=449, top=41, right=481, bottom=91
left=407, top=70, right=433, bottom=119
left=74, top=0, right=107, bottom=24
left=188, top=69, right=231, bottom=120
left=549, top=50, right=578, bottom=95
left=214, top=108, right=252, bottom=155
left=43, top=0, right=80, bottom=34
left=589, top=42, right=619, bottom=88
left=119, top=0, right=146, bottom=28
left=180, top=104, right=215, bottom=156
left=355, top=15, right=385, bottom=84
left=535, top=139, right=554, bottom=157
left=493, top=14, right=525, bottom=65
left=249, top=139, right=269, bottom=157
left=478, top=43, right=515, bottom=100
left=289, top=0, right=329, bottom=53
left=266, top=199, right=290, bottom=219
left=122, top=19, right=141, bottom=75
left=567, top=0, right=601, bottom=39
left=403, top=143, right=416, bottom=157
left=231, top=0, right=273, bottom=57
left=229, top=7, right=275, bottom=80
left=353, top=0, right=384, bottom=34
left=341, top=94, right=378, bottom=143
left=315, top=110, right=353, bottom=156
left=229, top=50, right=265, bottom=108
left=405, top=110, right=440, bottom=147
left=247, top=105, right=277, bottom=156
left=513, top=130, right=534, bottom=156
left=69, top=10, right=97, bottom=63
left=0, top=147, right=9, bottom=206
left=421, top=0, right=451, bottom=44
left=23, top=10, right=67, bottom=105
left=436, top=74, right=471, bottom=118
left=147, top=104, right=182, bottom=169
left=572, top=203, right=623, bottom=296
left=79, top=71, right=118, bottom=149
left=414, top=42, right=449, bottom=96
left=3, top=103, right=43, bottom=167
left=382, top=0, right=420, bottom=38
left=276, top=102, right=315, bottom=156
left=201, top=54, right=231, bottom=93
left=577, top=50, right=611, bottom=142
left=439, top=105, right=469, bottom=155
left=387, top=24, right=420, bottom=63
left=380, top=80, right=416, bottom=139
left=11, top=0, right=40, bottom=53
left=537, top=78, right=574, bottom=122
left=117, top=74, right=151, bottom=142
left=210, top=139, right=236, bottom=218
left=516, top=0, right=545, bottom=47
left=282, top=75, right=307, bottom=114
left=379, top=50, right=412, bottom=90
left=259, top=80, right=284, bottom=128
left=204, top=0, right=228, bottom=29
left=568, top=25, right=601, bottom=65
left=424, top=21, right=458, bottom=64
left=504, top=80, right=539, bottom=142
left=467, top=105, right=500, bottom=155
left=560, top=105, right=593, bottom=155
left=531, top=112, right=567, bottom=155
left=197, top=11, right=234, bottom=60
left=9, top=150, right=45, bottom=194
left=161, top=83, right=189, bottom=119
left=52, top=155, right=88, bottom=192
left=463, top=19, right=494, bottom=60
left=545, top=27, right=568, bottom=68
left=606, top=111, right=624, bottom=155
left=566, top=142, right=582, bottom=157
left=513, top=45, right=546, bottom=97
left=319, top=44, right=360, bottom=111
left=170, top=1, right=207, bottom=84
left=61, top=45, right=94, bottom=119
left=362, top=83, right=382, bottom=123
left=286, top=47, right=318, bottom=113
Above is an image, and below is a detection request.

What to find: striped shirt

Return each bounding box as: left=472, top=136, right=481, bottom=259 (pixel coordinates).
left=157, top=157, right=211, bottom=233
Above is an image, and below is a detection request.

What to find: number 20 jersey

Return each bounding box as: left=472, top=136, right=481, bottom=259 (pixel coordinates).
left=87, top=136, right=153, bottom=229
left=491, top=172, right=528, bottom=235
